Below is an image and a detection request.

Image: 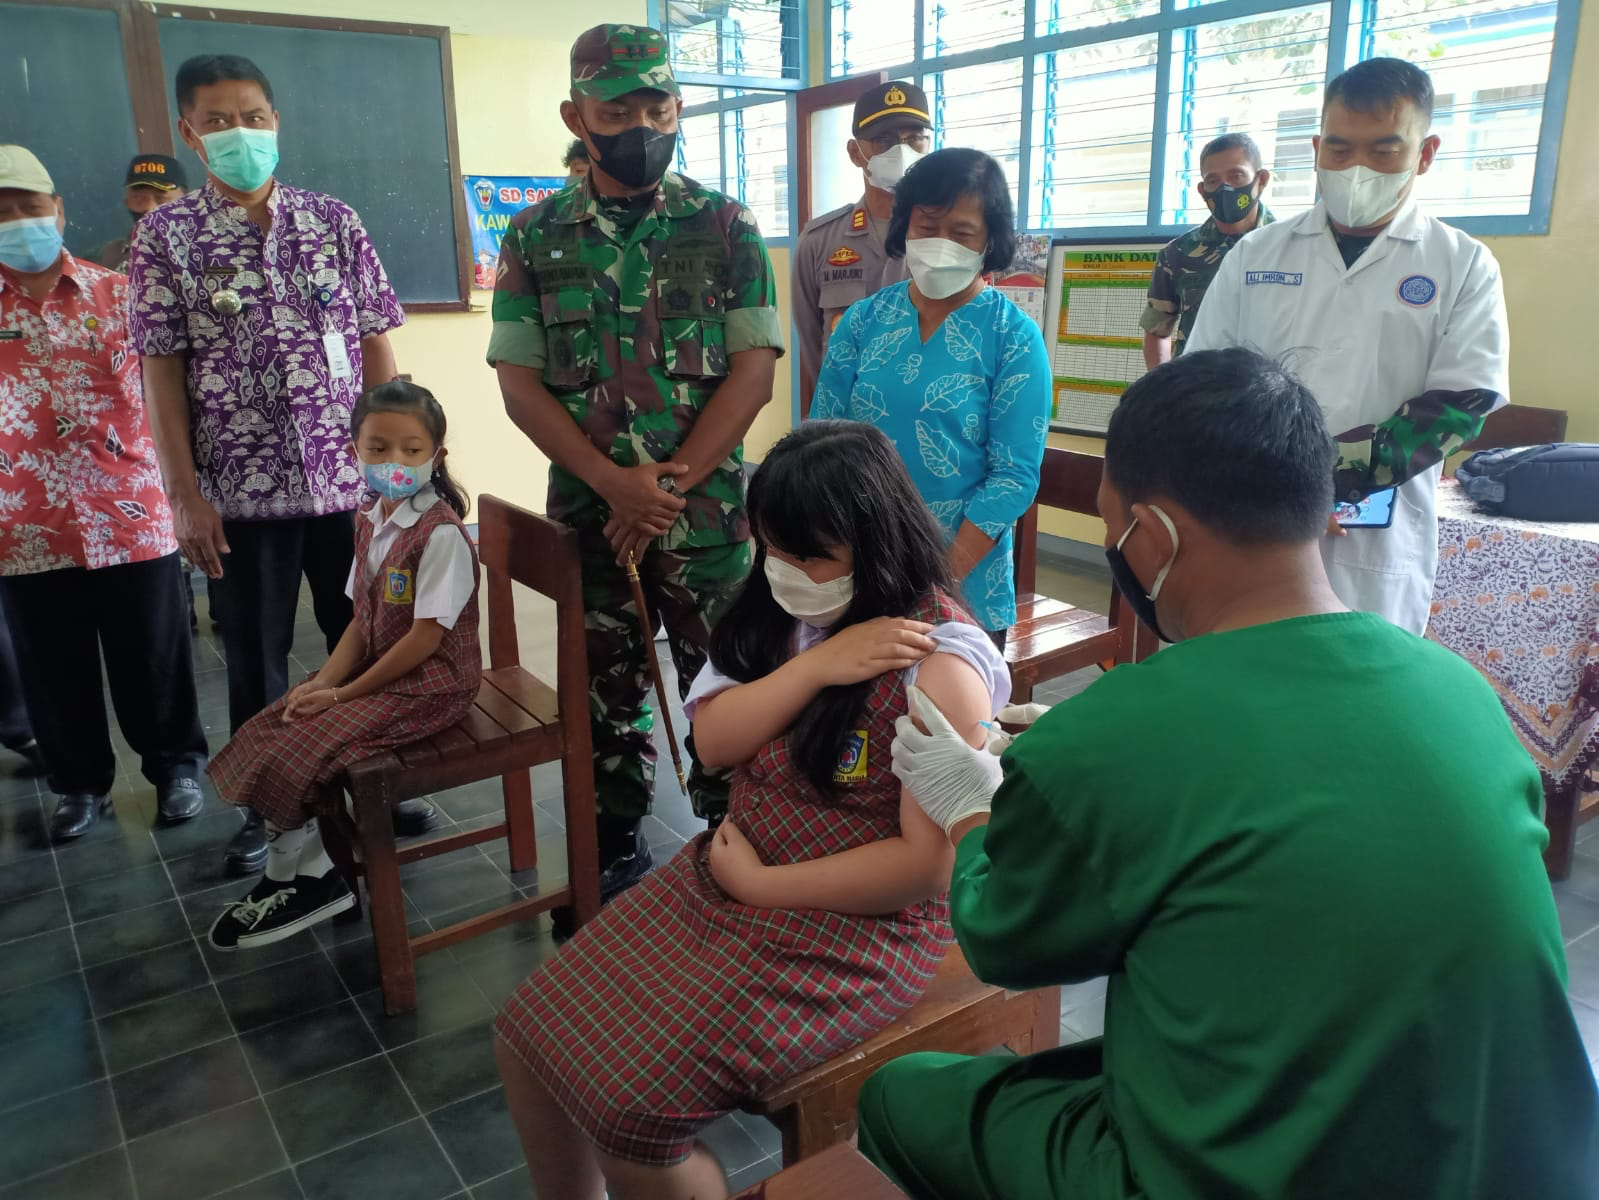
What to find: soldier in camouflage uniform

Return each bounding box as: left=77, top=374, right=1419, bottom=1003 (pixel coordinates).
left=1140, top=132, right=1273, bottom=370
left=488, top=24, right=784, bottom=909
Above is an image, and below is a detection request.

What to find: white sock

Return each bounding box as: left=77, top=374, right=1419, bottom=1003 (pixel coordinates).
left=297, top=818, right=334, bottom=880
left=264, top=821, right=307, bottom=883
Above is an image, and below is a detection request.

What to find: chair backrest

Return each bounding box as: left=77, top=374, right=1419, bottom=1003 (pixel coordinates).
left=1013, top=447, right=1105, bottom=596
left=1460, top=403, right=1568, bottom=454
left=475, top=495, right=587, bottom=729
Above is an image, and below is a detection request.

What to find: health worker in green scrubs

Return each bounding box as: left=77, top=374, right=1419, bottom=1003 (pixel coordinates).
left=879, top=346, right=1599, bottom=1199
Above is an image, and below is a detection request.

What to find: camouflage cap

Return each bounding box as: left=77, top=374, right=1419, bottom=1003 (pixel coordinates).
left=570, top=24, right=680, bottom=102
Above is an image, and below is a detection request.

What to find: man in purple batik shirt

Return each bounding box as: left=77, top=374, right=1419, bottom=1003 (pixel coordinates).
left=131, top=52, right=435, bottom=873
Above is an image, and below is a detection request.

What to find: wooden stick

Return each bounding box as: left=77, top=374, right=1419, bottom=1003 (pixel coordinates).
left=626, top=551, right=688, bottom=795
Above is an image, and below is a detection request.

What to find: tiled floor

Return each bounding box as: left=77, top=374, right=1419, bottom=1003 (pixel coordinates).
left=1, top=559, right=1596, bottom=1199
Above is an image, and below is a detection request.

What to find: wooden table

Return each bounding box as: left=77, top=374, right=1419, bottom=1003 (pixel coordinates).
left=732, top=1144, right=908, bottom=1199
left=1427, top=480, right=1599, bottom=877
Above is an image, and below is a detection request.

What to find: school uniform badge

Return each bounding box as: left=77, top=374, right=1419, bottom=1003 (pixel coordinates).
left=1396, top=274, right=1438, bottom=308
left=834, top=730, right=868, bottom=783
left=828, top=246, right=862, bottom=267
left=384, top=568, right=414, bottom=604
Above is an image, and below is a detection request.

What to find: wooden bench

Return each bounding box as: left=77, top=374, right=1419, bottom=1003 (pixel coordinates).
left=733, top=1144, right=907, bottom=1199
left=1007, top=447, right=1156, bottom=703
left=326, top=495, right=601, bottom=1015
left=744, top=949, right=1058, bottom=1167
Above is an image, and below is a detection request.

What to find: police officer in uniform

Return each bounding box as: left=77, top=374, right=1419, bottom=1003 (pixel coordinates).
left=489, top=24, right=784, bottom=928
left=792, top=80, right=931, bottom=414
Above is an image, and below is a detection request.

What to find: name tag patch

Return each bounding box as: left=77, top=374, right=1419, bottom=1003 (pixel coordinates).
left=1245, top=271, right=1303, bottom=286
left=834, top=730, right=868, bottom=783
left=1396, top=274, right=1438, bottom=307
left=383, top=568, right=414, bottom=605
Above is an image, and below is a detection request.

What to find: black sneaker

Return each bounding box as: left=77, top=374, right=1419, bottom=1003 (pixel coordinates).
left=207, top=877, right=291, bottom=951
left=550, top=839, right=656, bottom=942
left=234, top=869, right=357, bottom=949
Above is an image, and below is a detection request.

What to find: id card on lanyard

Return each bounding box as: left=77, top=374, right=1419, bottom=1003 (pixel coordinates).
left=315, top=285, right=353, bottom=380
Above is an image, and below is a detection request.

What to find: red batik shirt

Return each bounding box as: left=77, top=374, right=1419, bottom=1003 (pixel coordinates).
left=0, top=255, right=177, bottom=576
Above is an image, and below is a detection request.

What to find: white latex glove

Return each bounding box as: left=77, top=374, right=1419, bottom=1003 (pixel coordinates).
left=980, top=702, right=1053, bottom=755
left=891, top=686, right=1005, bottom=834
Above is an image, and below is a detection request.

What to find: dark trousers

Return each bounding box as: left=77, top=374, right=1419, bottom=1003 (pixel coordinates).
left=215, top=512, right=355, bottom=734
left=0, top=607, right=33, bottom=749
left=0, top=553, right=208, bottom=796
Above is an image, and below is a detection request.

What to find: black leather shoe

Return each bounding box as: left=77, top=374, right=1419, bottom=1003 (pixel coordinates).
left=50, top=792, right=112, bottom=842
left=392, top=797, right=440, bottom=838
left=550, top=837, right=656, bottom=942
left=158, top=776, right=205, bottom=824
left=224, top=810, right=268, bottom=875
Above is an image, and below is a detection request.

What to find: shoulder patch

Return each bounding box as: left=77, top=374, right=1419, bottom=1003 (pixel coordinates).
left=827, top=246, right=862, bottom=267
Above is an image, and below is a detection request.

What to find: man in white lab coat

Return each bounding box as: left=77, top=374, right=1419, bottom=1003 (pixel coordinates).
left=1186, top=57, right=1508, bottom=635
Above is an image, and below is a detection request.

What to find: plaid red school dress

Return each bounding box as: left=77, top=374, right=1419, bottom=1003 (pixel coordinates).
left=495, top=589, right=969, bottom=1165
left=208, top=497, right=481, bottom=829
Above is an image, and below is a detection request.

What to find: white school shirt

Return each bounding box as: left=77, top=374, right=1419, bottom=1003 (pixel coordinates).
left=1185, top=199, right=1509, bottom=635
left=343, top=486, right=476, bottom=629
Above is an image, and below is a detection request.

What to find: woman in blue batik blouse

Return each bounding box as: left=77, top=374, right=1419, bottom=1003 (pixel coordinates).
left=810, top=147, right=1051, bottom=643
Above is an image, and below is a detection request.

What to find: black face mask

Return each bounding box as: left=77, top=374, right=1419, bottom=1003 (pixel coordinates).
left=585, top=125, right=677, bottom=191
left=126, top=209, right=144, bottom=226
left=1104, top=511, right=1177, bottom=644
left=1204, top=176, right=1261, bottom=224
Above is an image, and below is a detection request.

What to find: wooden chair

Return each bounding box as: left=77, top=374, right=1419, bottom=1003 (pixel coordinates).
left=327, top=495, right=601, bottom=1015
left=732, top=1144, right=908, bottom=1199
left=1459, top=403, right=1568, bottom=454
left=744, top=948, right=1059, bottom=1167
left=1007, top=447, right=1157, bottom=703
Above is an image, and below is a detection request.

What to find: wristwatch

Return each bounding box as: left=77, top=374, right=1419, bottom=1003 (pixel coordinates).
left=657, top=475, right=682, bottom=498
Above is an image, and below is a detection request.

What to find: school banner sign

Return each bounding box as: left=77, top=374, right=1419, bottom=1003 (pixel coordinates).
left=463, top=175, right=567, bottom=290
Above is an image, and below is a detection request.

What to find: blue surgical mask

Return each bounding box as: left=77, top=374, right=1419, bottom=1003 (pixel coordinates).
left=362, top=457, right=435, bottom=501
left=0, top=216, right=64, bottom=273
left=200, top=127, right=279, bottom=193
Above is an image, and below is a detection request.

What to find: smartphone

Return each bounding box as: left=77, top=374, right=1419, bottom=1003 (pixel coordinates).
left=1333, top=486, right=1397, bottom=529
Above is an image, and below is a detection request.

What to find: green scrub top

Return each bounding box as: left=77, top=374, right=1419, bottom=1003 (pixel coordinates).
left=891, top=612, right=1598, bottom=1198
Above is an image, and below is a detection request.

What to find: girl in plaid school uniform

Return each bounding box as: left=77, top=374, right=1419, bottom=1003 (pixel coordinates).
left=206, top=382, right=480, bottom=951
left=494, top=422, right=1012, bottom=1200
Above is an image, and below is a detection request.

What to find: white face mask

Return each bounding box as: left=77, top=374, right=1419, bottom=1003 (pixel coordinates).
left=905, top=237, right=985, bottom=300
left=864, top=142, right=924, bottom=192
left=764, top=556, right=855, bottom=628
left=1317, top=163, right=1414, bottom=229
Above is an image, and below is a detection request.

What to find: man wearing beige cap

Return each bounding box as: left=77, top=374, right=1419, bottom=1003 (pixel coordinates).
left=0, top=145, right=207, bottom=841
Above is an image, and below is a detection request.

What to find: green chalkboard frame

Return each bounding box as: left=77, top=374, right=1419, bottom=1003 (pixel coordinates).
left=0, top=0, right=472, bottom=312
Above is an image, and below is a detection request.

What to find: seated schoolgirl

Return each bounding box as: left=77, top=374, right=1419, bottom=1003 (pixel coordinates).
left=205, top=381, right=481, bottom=950
left=493, top=420, right=1011, bottom=1200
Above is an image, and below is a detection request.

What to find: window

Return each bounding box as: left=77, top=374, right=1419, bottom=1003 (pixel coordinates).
left=826, top=0, right=1579, bottom=237
left=654, top=0, right=803, bottom=238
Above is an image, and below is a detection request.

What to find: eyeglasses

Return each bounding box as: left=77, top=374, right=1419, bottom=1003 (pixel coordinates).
left=860, top=129, right=934, bottom=154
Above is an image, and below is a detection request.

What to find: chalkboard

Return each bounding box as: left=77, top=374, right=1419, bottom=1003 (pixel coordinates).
left=156, top=13, right=467, bottom=305
left=0, top=2, right=141, bottom=262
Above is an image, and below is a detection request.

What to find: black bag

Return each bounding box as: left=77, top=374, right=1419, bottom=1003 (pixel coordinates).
left=1455, top=443, right=1599, bottom=522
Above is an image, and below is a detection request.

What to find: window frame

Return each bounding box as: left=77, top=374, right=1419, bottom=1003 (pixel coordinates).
left=825, top=0, right=1582, bottom=238
left=650, top=0, right=809, bottom=244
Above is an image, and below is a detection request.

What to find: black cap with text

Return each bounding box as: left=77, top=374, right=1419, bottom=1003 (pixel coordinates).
left=124, top=154, right=188, bottom=191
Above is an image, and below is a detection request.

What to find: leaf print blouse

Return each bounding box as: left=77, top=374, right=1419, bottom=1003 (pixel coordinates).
left=810, top=282, right=1051, bottom=630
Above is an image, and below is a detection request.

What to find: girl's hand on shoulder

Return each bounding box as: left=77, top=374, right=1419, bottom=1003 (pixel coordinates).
left=709, top=820, right=769, bottom=906
left=282, top=688, right=337, bottom=724
left=804, top=617, right=937, bottom=688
